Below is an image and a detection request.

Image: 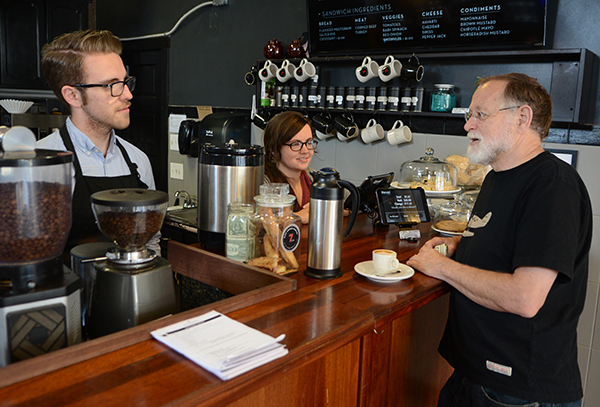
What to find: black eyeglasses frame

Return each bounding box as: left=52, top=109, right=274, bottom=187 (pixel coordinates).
left=73, top=76, right=136, bottom=97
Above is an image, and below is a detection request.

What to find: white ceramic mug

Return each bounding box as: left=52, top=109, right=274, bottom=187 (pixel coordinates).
left=360, top=118, right=384, bottom=144
left=315, top=130, right=336, bottom=140
left=277, top=60, right=296, bottom=83
left=355, top=57, right=379, bottom=83
left=259, top=60, right=278, bottom=82
left=372, top=249, right=400, bottom=273
left=294, top=58, right=316, bottom=82
left=378, top=55, right=402, bottom=82
left=387, top=120, right=412, bottom=145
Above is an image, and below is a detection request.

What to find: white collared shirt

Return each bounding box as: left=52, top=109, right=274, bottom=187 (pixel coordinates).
left=36, top=117, right=156, bottom=190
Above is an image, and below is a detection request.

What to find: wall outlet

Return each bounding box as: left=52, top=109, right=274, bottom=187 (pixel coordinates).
left=170, top=162, right=184, bottom=180
left=170, top=133, right=179, bottom=151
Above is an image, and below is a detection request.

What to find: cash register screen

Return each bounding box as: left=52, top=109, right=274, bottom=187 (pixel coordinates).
left=376, top=188, right=430, bottom=225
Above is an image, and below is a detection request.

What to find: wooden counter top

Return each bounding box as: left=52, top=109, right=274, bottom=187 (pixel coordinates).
left=0, top=215, right=451, bottom=406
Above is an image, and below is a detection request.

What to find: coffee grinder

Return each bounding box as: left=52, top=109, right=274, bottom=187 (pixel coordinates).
left=0, top=126, right=82, bottom=367
left=86, top=189, right=177, bottom=338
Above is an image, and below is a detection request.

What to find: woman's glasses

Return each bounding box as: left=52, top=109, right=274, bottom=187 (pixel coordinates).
left=283, top=139, right=318, bottom=151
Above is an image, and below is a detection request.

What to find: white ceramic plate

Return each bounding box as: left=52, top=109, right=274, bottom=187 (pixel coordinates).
left=390, top=181, right=461, bottom=196
left=354, top=260, right=415, bottom=283
left=431, top=225, right=464, bottom=236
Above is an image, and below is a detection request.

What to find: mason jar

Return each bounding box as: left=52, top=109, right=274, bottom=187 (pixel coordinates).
left=226, top=202, right=256, bottom=262
left=430, top=84, right=456, bottom=112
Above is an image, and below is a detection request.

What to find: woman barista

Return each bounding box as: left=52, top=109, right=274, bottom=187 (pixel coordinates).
left=262, top=111, right=316, bottom=224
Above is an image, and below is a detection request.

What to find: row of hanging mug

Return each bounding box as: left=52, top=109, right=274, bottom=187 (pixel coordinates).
left=356, top=54, right=424, bottom=83
left=259, top=58, right=317, bottom=83
left=311, top=112, right=412, bottom=146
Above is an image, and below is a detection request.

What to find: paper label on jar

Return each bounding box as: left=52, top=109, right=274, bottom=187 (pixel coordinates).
left=281, top=224, right=300, bottom=252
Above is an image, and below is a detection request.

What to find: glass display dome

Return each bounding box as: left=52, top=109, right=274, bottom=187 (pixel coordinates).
left=396, top=148, right=458, bottom=194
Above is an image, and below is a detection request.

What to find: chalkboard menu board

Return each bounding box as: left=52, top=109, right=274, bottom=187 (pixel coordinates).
left=307, top=0, right=547, bottom=56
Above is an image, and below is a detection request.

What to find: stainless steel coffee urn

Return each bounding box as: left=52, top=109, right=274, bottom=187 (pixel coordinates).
left=198, top=142, right=264, bottom=248
left=0, top=126, right=81, bottom=366
left=306, top=168, right=359, bottom=279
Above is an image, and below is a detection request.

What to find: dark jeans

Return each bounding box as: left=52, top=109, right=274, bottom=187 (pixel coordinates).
left=438, top=371, right=582, bottom=407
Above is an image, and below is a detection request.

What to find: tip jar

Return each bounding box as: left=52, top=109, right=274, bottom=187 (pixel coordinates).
left=226, top=202, right=256, bottom=263
left=248, top=184, right=301, bottom=275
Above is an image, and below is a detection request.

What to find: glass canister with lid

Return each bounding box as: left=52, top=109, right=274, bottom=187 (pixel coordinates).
left=430, top=84, right=456, bottom=112
left=226, top=202, right=256, bottom=263
left=397, top=148, right=458, bottom=193
left=248, top=183, right=301, bottom=275
left=432, top=199, right=471, bottom=236
left=0, top=146, right=73, bottom=290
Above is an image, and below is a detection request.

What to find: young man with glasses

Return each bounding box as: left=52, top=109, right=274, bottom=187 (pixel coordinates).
left=408, top=73, right=591, bottom=407
left=37, top=30, right=159, bottom=254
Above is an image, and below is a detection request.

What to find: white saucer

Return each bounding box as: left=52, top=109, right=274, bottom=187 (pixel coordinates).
left=431, top=225, right=464, bottom=236
left=424, top=188, right=461, bottom=196
left=354, top=261, right=415, bottom=283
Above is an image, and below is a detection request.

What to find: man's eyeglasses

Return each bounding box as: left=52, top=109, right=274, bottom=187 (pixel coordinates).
left=73, top=76, right=136, bottom=97
left=464, top=105, right=521, bottom=122
left=283, top=139, right=318, bottom=151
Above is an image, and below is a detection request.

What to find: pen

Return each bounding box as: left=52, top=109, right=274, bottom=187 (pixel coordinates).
left=163, top=314, right=221, bottom=336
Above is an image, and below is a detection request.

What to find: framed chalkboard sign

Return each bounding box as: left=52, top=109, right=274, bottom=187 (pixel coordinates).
left=307, top=0, right=547, bottom=56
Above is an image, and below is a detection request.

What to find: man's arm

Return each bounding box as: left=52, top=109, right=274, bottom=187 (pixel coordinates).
left=407, top=244, right=558, bottom=318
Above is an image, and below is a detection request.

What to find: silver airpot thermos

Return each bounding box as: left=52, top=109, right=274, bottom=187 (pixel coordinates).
left=305, top=168, right=359, bottom=279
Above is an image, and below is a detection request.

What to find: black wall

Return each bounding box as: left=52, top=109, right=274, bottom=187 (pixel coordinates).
left=98, top=0, right=306, bottom=108
left=97, top=0, right=600, bottom=125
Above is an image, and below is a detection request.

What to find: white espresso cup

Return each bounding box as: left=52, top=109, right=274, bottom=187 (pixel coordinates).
left=372, top=249, right=400, bottom=273
left=378, top=55, right=402, bottom=82
left=360, top=118, right=384, bottom=144
left=294, top=58, right=316, bottom=82
left=387, top=120, right=412, bottom=145
left=277, top=59, right=296, bottom=83
left=259, top=60, right=278, bottom=82
left=355, top=57, right=379, bottom=83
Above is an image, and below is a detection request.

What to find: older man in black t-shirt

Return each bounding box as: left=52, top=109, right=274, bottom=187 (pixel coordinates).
left=408, top=73, right=592, bottom=407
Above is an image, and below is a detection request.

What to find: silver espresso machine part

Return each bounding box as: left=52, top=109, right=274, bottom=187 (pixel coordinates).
left=88, top=256, right=176, bottom=338
left=85, top=189, right=177, bottom=338
left=70, top=242, right=114, bottom=336
left=198, top=142, right=264, bottom=248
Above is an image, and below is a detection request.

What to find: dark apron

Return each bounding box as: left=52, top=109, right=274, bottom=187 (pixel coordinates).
left=59, top=125, right=148, bottom=254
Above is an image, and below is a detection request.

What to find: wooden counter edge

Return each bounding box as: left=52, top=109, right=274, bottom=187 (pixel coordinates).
left=0, top=280, right=295, bottom=388
left=163, top=312, right=376, bottom=407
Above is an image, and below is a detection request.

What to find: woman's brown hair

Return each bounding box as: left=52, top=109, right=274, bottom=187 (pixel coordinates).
left=262, top=111, right=312, bottom=211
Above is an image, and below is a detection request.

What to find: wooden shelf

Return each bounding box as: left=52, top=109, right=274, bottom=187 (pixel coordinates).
left=256, top=48, right=598, bottom=124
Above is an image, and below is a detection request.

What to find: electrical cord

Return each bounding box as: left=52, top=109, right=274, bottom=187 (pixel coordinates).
left=120, top=1, right=224, bottom=42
